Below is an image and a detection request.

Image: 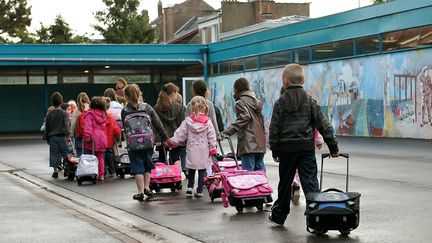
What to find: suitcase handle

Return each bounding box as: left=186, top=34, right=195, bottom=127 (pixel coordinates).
left=226, top=136, right=240, bottom=170
left=217, top=140, right=225, bottom=156
left=320, top=153, right=350, bottom=193
left=82, top=140, right=95, bottom=155
left=322, top=188, right=344, bottom=193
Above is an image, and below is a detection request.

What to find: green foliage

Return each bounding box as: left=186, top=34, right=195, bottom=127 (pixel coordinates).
left=94, top=0, right=156, bottom=43
left=35, top=15, right=90, bottom=44
left=372, top=0, right=392, bottom=4
left=0, top=0, right=32, bottom=43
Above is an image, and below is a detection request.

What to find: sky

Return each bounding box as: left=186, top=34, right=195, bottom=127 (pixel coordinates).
left=27, top=0, right=373, bottom=38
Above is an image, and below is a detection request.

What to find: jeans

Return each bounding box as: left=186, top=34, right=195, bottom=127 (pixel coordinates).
left=188, top=169, right=206, bottom=193
left=75, top=137, right=83, bottom=157
left=49, top=136, right=72, bottom=168
left=270, top=150, right=319, bottom=225
left=104, top=148, right=116, bottom=175
left=241, top=153, right=266, bottom=171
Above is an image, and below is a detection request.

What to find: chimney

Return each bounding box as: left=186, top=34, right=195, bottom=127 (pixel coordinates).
left=163, top=7, right=175, bottom=42
left=158, top=0, right=162, bottom=17
left=253, top=0, right=274, bottom=23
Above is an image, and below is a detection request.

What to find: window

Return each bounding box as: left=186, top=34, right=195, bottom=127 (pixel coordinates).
left=356, top=35, right=379, bottom=55
left=63, top=76, right=89, bottom=83
left=219, top=60, right=243, bottom=74
left=293, top=47, right=309, bottom=64
left=312, top=39, right=354, bottom=61
left=244, top=57, right=258, bottom=70
left=0, top=76, right=26, bottom=85
left=210, top=64, right=218, bottom=75
left=382, top=25, right=432, bottom=51
left=259, top=50, right=291, bottom=68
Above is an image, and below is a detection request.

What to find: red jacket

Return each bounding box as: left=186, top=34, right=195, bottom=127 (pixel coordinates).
left=75, top=110, right=87, bottom=138
left=105, top=113, right=121, bottom=148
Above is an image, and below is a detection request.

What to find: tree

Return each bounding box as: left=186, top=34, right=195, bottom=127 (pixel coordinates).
left=372, top=0, right=392, bottom=4
left=0, top=0, right=32, bottom=43
left=94, top=0, right=156, bottom=43
left=35, top=15, right=90, bottom=44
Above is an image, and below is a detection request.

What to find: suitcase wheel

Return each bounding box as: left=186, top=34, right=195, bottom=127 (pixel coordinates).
left=170, top=188, right=176, bottom=193
left=256, top=205, right=263, bottom=211
left=339, top=229, right=350, bottom=236
left=236, top=206, right=243, bottom=214
left=77, top=178, right=82, bottom=186
left=313, top=229, right=328, bottom=235
left=209, top=192, right=214, bottom=202
left=155, top=188, right=161, bottom=193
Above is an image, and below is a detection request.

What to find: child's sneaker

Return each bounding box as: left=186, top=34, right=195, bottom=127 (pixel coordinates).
left=186, top=188, right=193, bottom=197
left=52, top=172, right=58, bottom=178
left=268, top=214, right=284, bottom=227
left=194, top=192, right=203, bottom=198
left=144, top=188, right=154, bottom=198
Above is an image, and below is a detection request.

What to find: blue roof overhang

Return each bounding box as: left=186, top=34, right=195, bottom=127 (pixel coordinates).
left=0, top=44, right=206, bottom=66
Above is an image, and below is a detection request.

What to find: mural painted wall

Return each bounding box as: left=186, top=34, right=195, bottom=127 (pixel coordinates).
left=208, top=48, right=432, bottom=139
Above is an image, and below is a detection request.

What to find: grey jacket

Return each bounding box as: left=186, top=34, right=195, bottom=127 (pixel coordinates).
left=186, top=99, right=220, bottom=137
left=44, top=108, right=71, bottom=141
left=224, top=90, right=266, bottom=156
left=269, top=85, right=338, bottom=156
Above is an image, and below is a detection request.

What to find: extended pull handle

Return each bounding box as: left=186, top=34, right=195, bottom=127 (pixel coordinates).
left=82, top=140, right=95, bottom=155
left=226, top=136, right=240, bottom=170
left=320, top=152, right=350, bottom=193
left=218, top=140, right=225, bottom=156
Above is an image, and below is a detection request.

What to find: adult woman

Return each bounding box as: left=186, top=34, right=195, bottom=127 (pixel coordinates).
left=223, top=77, right=266, bottom=171
left=115, top=77, right=128, bottom=105
left=154, top=83, right=187, bottom=176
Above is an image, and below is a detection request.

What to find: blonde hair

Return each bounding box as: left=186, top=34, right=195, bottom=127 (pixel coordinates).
left=282, top=64, right=305, bottom=85
left=124, top=84, right=141, bottom=105
left=76, top=92, right=90, bottom=111
left=191, top=96, right=208, bottom=117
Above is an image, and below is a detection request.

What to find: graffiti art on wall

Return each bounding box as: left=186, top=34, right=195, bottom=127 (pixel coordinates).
left=208, top=48, right=432, bottom=139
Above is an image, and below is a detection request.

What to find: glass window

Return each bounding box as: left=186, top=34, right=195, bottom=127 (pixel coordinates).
left=382, top=25, right=432, bottom=51
left=312, top=39, right=354, bottom=61
left=219, top=60, right=243, bottom=74
left=293, top=47, right=309, bottom=64
left=219, top=62, right=230, bottom=74
left=260, top=50, right=291, bottom=68
left=356, top=35, right=379, bottom=55
left=125, top=75, right=151, bottom=83
left=210, top=64, right=218, bottom=75
left=244, top=57, right=258, bottom=70
left=0, top=76, right=26, bottom=85
left=94, top=75, right=119, bottom=84
left=63, top=76, right=89, bottom=83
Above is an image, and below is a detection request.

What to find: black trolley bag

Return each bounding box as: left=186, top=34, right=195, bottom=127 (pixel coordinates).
left=305, top=153, right=361, bottom=235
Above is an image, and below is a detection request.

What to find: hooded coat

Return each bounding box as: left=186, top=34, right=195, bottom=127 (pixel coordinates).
left=83, top=109, right=108, bottom=152
left=155, top=101, right=186, bottom=140
left=269, top=85, right=338, bottom=156
left=170, top=114, right=217, bottom=170
left=224, top=90, right=266, bottom=156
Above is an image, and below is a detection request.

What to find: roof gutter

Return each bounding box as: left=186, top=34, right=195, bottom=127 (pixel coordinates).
left=0, top=57, right=204, bottom=65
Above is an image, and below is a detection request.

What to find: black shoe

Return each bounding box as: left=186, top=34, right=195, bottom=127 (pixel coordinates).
left=52, top=172, right=58, bottom=178
left=133, top=193, right=144, bottom=201
left=268, top=215, right=284, bottom=227
left=144, top=189, right=154, bottom=198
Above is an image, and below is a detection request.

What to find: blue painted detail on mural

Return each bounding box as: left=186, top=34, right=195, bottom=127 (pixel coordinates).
left=209, top=48, right=432, bottom=139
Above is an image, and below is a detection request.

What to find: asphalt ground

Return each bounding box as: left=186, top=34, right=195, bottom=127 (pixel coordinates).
left=0, top=136, right=431, bottom=243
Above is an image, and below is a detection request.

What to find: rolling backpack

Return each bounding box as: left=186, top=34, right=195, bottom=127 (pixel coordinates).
left=123, top=103, right=155, bottom=151
left=305, top=153, right=361, bottom=235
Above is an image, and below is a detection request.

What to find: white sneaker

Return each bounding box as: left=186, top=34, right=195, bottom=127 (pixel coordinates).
left=194, top=192, right=203, bottom=198
left=186, top=188, right=193, bottom=197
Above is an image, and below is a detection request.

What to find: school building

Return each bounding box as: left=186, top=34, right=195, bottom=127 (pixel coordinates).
left=1, top=0, right=432, bottom=139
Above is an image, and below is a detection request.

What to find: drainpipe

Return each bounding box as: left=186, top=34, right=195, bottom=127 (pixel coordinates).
left=200, top=47, right=209, bottom=82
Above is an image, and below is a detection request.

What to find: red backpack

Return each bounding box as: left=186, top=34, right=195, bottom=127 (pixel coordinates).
left=76, top=111, right=87, bottom=138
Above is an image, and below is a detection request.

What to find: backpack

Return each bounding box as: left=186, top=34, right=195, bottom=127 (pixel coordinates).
left=123, top=103, right=154, bottom=151
left=76, top=111, right=87, bottom=138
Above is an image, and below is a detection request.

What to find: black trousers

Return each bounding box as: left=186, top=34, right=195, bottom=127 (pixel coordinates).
left=187, top=169, right=207, bottom=193
left=271, top=150, right=319, bottom=224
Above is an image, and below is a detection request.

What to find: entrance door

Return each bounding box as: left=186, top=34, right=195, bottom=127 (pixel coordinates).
left=182, top=77, right=203, bottom=105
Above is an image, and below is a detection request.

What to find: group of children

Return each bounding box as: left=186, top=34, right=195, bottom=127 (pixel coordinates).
left=43, top=63, right=340, bottom=228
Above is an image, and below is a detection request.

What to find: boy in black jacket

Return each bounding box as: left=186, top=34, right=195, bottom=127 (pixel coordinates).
left=44, top=92, right=72, bottom=179
left=268, top=64, right=339, bottom=227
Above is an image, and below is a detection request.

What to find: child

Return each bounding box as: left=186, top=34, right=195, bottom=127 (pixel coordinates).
left=167, top=96, right=217, bottom=198
left=121, top=84, right=168, bottom=201
left=68, top=100, right=77, bottom=120
left=268, top=64, right=339, bottom=227
left=103, top=97, right=121, bottom=178
left=279, top=86, right=324, bottom=204
left=83, top=97, right=108, bottom=181
left=71, top=92, right=90, bottom=156
left=44, top=92, right=72, bottom=178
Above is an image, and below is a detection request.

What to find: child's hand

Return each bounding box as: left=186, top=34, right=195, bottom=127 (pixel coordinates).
left=316, top=143, right=323, bottom=150
left=165, top=139, right=175, bottom=150
left=209, top=149, right=217, bottom=156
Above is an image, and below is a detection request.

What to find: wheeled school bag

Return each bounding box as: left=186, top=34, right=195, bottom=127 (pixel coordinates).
left=113, top=136, right=131, bottom=179
left=150, top=147, right=182, bottom=193
left=63, top=141, right=79, bottom=181
left=76, top=141, right=98, bottom=185
left=305, top=153, right=361, bottom=235
left=220, top=138, right=273, bottom=213
left=123, top=103, right=155, bottom=152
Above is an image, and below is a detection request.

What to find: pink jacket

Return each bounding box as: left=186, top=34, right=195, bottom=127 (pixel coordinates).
left=169, top=113, right=217, bottom=170
left=83, top=109, right=108, bottom=152
left=314, top=129, right=324, bottom=145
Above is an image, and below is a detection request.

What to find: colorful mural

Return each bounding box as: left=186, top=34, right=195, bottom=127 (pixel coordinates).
left=208, top=48, right=432, bottom=139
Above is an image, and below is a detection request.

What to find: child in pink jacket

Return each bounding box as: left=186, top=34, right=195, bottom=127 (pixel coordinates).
left=83, top=97, right=108, bottom=181
left=167, top=96, right=217, bottom=198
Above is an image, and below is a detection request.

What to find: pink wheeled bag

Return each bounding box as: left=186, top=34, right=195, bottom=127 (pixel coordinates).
left=220, top=138, right=273, bottom=213
left=150, top=147, right=182, bottom=193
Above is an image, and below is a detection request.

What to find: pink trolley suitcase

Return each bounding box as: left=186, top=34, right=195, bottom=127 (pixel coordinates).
left=220, top=138, right=273, bottom=213
left=150, top=148, right=182, bottom=193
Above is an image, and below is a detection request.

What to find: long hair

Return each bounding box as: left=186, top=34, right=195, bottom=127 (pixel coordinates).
left=104, top=88, right=117, bottom=103
left=76, top=92, right=90, bottom=111
left=191, top=96, right=208, bottom=118
left=155, top=82, right=179, bottom=111
left=124, top=84, right=141, bottom=106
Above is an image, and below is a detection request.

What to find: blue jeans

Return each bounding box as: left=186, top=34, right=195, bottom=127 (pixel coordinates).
left=104, top=148, right=116, bottom=175
left=49, top=136, right=72, bottom=168
left=241, top=153, right=266, bottom=172
left=75, top=137, right=83, bottom=157
left=271, top=150, right=319, bottom=225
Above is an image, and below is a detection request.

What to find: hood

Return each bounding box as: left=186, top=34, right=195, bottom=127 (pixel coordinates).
left=280, top=85, right=309, bottom=112
left=88, top=109, right=106, bottom=126
left=156, top=102, right=183, bottom=124
left=238, top=90, right=263, bottom=113
left=186, top=113, right=210, bottom=133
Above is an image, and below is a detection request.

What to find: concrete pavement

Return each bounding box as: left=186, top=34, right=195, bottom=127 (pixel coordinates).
left=0, top=136, right=431, bottom=242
